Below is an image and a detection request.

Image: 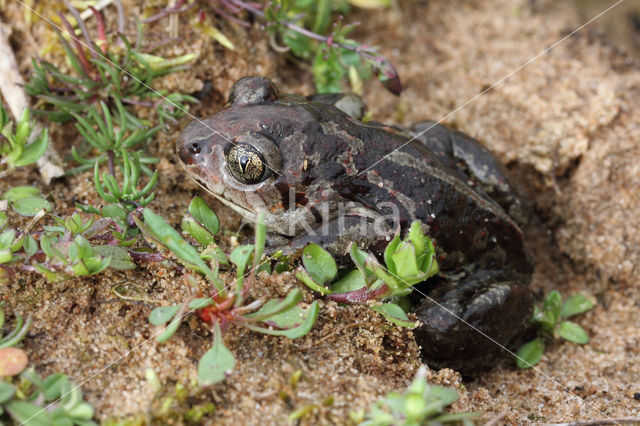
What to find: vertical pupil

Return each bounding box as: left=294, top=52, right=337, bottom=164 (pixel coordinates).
left=238, top=155, right=250, bottom=172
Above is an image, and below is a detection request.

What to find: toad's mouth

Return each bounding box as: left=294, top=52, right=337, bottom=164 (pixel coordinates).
left=211, top=192, right=257, bottom=222
left=182, top=165, right=258, bottom=220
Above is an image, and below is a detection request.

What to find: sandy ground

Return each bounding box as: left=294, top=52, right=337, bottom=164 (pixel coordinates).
left=1, top=0, right=640, bottom=424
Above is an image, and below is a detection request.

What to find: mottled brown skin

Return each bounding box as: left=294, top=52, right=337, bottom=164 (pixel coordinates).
left=177, top=76, right=534, bottom=373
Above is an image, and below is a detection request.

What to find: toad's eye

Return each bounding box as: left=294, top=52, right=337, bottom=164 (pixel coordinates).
left=225, top=143, right=268, bottom=185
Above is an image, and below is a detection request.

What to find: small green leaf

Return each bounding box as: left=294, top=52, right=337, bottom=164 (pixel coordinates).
left=181, top=216, right=215, bottom=247
left=101, top=204, right=127, bottom=221
left=200, top=244, right=229, bottom=265
left=408, top=221, right=426, bottom=256
left=253, top=211, right=266, bottom=273
left=42, top=373, right=69, bottom=400
left=0, top=229, right=15, bottom=248
left=350, top=243, right=369, bottom=270
left=187, top=197, right=219, bottom=235
left=348, top=0, right=391, bottom=9
left=294, top=268, right=332, bottom=295
left=198, top=322, right=236, bottom=386
left=560, top=294, right=594, bottom=318
left=370, top=262, right=401, bottom=295
left=229, top=245, right=253, bottom=276
left=63, top=213, right=83, bottom=234
left=145, top=368, right=161, bottom=394
left=390, top=243, right=419, bottom=277
left=371, top=303, right=417, bottom=328
left=15, top=109, right=30, bottom=143
left=5, top=400, right=51, bottom=426
left=516, top=337, right=544, bottom=369
left=156, top=312, right=183, bottom=343
left=71, top=261, right=90, bottom=276
left=0, top=249, right=13, bottom=264
left=543, top=290, right=562, bottom=323
left=12, top=196, right=51, bottom=216
left=140, top=209, right=221, bottom=291
left=302, top=244, right=337, bottom=285
left=92, top=245, right=135, bottom=270
left=330, top=269, right=366, bottom=293
left=188, top=298, right=214, bottom=310
left=15, top=128, right=48, bottom=167
left=244, top=289, right=303, bottom=322
left=424, top=384, right=460, bottom=407
left=9, top=234, right=24, bottom=253
left=556, top=321, right=589, bottom=344
left=244, top=301, right=319, bottom=339
left=149, top=305, right=180, bottom=325
left=23, top=234, right=38, bottom=259
left=532, top=305, right=556, bottom=335
left=2, top=186, right=40, bottom=201
left=0, top=381, right=15, bottom=403
left=257, top=303, right=308, bottom=329
left=383, top=233, right=401, bottom=274
left=33, top=263, right=66, bottom=282
left=66, top=401, right=94, bottom=419
left=20, top=366, right=43, bottom=388
left=349, top=244, right=384, bottom=287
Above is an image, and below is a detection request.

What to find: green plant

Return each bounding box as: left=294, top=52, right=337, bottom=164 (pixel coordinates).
left=352, top=366, right=479, bottom=426
left=70, top=99, right=162, bottom=177
left=0, top=104, right=48, bottom=176
left=0, top=200, right=137, bottom=284
left=25, top=2, right=196, bottom=215
left=295, top=221, right=438, bottom=327
left=516, top=291, right=595, bottom=369
left=1, top=186, right=51, bottom=218
left=139, top=200, right=319, bottom=386
left=0, top=369, right=96, bottom=425
left=91, top=149, right=158, bottom=208
left=260, top=0, right=400, bottom=94
left=147, top=0, right=401, bottom=94
left=26, top=13, right=196, bottom=125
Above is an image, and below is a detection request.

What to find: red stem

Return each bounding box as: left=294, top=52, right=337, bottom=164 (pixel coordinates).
left=208, top=2, right=251, bottom=27
left=128, top=250, right=167, bottom=263
left=211, top=295, right=235, bottom=312
left=89, top=6, right=107, bottom=54
left=219, top=0, right=243, bottom=14
left=326, top=284, right=390, bottom=304
left=58, top=13, right=95, bottom=79
left=107, top=150, right=115, bottom=176
left=142, top=0, right=194, bottom=23
left=63, top=0, right=96, bottom=59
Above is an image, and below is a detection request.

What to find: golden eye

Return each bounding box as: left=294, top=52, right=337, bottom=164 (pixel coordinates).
left=225, top=144, right=268, bottom=184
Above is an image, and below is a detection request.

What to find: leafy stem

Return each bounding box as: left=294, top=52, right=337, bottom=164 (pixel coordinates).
left=516, top=291, right=595, bottom=369
left=145, top=200, right=319, bottom=386
left=230, top=0, right=401, bottom=94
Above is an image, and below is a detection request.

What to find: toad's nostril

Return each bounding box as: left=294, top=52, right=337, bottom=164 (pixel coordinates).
left=190, top=142, right=201, bottom=154
left=177, top=140, right=197, bottom=165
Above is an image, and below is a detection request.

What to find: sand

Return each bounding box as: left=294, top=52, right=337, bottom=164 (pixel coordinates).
left=1, top=0, right=639, bottom=424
